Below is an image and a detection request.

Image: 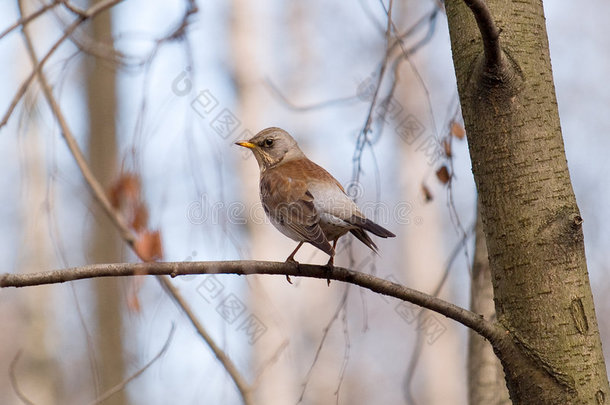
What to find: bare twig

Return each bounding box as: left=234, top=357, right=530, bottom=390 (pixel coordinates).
left=9, top=351, right=36, bottom=405
left=462, top=0, right=502, bottom=70
left=403, top=222, right=476, bottom=403
left=86, top=325, right=175, bottom=405
left=156, top=276, right=254, bottom=404
left=252, top=340, right=289, bottom=390
left=375, top=6, right=441, bottom=137
left=0, top=1, right=60, bottom=41
left=59, top=0, right=88, bottom=17
left=17, top=5, right=253, bottom=405
left=383, top=2, right=441, bottom=146
left=1, top=0, right=124, bottom=129
left=388, top=6, right=440, bottom=56
left=19, top=22, right=134, bottom=246
left=351, top=0, right=395, bottom=188
left=265, top=78, right=359, bottom=112
left=298, top=288, right=350, bottom=403
left=0, top=261, right=505, bottom=345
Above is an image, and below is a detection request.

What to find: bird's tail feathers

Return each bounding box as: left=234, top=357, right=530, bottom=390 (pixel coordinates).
left=347, top=215, right=396, bottom=238
left=350, top=228, right=379, bottom=253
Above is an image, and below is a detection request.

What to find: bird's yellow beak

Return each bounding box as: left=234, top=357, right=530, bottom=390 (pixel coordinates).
left=235, top=141, right=256, bottom=149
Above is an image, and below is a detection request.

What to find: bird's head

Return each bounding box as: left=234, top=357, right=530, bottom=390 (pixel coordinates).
left=236, top=127, right=305, bottom=171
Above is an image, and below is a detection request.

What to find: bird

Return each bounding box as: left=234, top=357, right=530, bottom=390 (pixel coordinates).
left=236, top=127, right=395, bottom=282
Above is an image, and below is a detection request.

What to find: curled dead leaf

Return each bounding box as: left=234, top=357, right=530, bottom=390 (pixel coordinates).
left=422, top=184, right=433, bottom=202
left=135, top=230, right=163, bottom=263
left=436, top=166, right=451, bottom=184
left=131, top=202, right=149, bottom=233
left=443, top=138, right=452, bottom=157
left=450, top=122, right=465, bottom=139
left=109, top=173, right=141, bottom=209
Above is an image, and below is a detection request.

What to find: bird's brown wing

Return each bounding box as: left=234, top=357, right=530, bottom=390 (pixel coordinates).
left=275, top=158, right=395, bottom=252
left=260, top=170, right=333, bottom=255
left=275, top=158, right=345, bottom=193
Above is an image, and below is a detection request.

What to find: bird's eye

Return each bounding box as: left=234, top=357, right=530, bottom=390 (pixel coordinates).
left=263, top=138, right=274, bottom=147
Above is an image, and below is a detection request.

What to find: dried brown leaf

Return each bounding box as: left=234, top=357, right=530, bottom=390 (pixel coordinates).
left=443, top=138, right=452, bottom=157
left=127, top=288, right=141, bottom=312
left=451, top=122, right=465, bottom=139
left=422, top=184, right=433, bottom=202
left=131, top=203, right=149, bottom=233
left=109, top=173, right=141, bottom=209
left=436, top=166, right=451, bottom=184
left=135, top=230, right=163, bottom=262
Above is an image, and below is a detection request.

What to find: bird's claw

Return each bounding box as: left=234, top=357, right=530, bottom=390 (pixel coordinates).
left=285, top=257, right=299, bottom=284
left=325, top=260, right=334, bottom=286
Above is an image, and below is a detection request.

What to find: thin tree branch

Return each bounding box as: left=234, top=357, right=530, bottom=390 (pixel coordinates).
left=155, top=276, right=254, bottom=404
left=351, top=0, right=394, bottom=187
left=388, top=6, right=440, bottom=56
left=87, top=325, right=175, bottom=405
left=462, top=0, right=502, bottom=70
left=17, top=6, right=253, bottom=405
left=1, top=0, right=124, bottom=129
left=0, top=1, right=59, bottom=41
left=9, top=351, right=36, bottom=405
left=0, top=261, right=506, bottom=346
left=18, top=0, right=134, bottom=246
left=298, top=287, right=350, bottom=403
left=265, top=78, right=359, bottom=112
left=251, top=341, right=289, bottom=391
left=59, top=0, right=88, bottom=17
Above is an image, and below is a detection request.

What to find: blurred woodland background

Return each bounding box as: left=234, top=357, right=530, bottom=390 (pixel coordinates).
left=0, top=0, right=609, bottom=404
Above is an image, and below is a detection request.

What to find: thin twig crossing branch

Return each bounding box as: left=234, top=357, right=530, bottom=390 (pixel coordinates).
left=9, top=351, right=36, bottom=405
left=87, top=325, right=176, bottom=405
left=1, top=0, right=125, bottom=129
left=0, top=1, right=59, bottom=41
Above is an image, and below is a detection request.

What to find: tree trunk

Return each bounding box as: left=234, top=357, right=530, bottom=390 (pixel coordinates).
left=468, top=205, right=510, bottom=405
left=396, top=70, right=464, bottom=404
left=446, top=1, right=609, bottom=403
left=17, top=97, right=62, bottom=405
left=86, top=2, right=127, bottom=404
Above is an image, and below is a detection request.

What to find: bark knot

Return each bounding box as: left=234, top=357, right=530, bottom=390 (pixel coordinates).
left=597, top=390, right=606, bottom=404
left=570, top=213, right=583, bottom=229
left=569, top=298, right=589, bottom=335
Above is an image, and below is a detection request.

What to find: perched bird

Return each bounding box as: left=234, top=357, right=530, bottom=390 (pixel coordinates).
left=236, top=127, right=395, bottom=277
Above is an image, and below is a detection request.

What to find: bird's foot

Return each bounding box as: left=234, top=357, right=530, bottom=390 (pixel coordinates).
left=284, top=257, right=300, bottom=284
left=325, top=258, right=334, bottom=286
